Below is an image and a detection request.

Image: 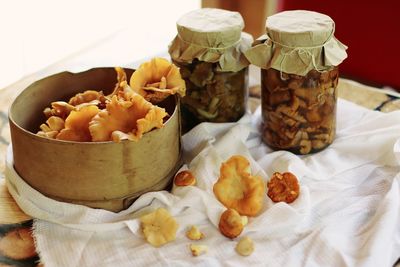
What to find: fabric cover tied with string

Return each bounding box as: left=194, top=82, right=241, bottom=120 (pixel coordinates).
left=168, top=8, right=253, bottom=72
left=245, top=10, right=348, bottom=75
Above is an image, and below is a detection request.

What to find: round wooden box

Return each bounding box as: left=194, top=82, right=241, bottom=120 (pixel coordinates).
left=8, top=68, right=181, bottom=212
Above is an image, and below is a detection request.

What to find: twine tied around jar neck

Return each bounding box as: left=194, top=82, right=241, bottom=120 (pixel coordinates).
left=176, top=33, right=242, bottom=51
left=273, top=25, right=336, bottom=80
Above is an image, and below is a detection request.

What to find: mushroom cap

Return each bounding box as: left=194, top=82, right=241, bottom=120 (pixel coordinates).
left=235, top=236, right=255, bottom=256
left=267, top=172, right=300, bottom=203
left=218, top=208, right=244, bottom=239
left=140, top=208, right=179, bottom=247
left=129, top=57, right=186, bottom=103
left=174, top=170, right=196, bottom=186
left=213, top=155, right=265, bottom=216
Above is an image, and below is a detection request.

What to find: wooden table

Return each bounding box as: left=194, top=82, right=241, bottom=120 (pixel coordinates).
left=1, top=73, right=400, bottom=266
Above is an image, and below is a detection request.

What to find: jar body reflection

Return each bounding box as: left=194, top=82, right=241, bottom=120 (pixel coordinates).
left=261, top=67, right=339, bottom=154
left=174, top=60, right=248, bottom=132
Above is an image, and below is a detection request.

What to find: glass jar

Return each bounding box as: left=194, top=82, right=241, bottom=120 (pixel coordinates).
left=261, top=67, right=339, bottom=154
left=174, top=60, right=248, bottom=130
left=245, top=10, right=348, bottom=154
left=168, top=8, right=252, bottom=132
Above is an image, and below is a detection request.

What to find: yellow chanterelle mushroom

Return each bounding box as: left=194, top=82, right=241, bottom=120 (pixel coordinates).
left=140, top=208, right=179, bottom=247
left=186, top=225, right=205, bottom=240
left=235, top=236, right=255, bottom=256
left=130, top=57, right=186, bottom=104
left=213, top=155, right=265, bottom=217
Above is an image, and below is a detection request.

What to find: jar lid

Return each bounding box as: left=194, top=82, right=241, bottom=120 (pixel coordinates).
left=169, top=8, right=252, bottom=72
left=245, top=10, right=348, bottom=75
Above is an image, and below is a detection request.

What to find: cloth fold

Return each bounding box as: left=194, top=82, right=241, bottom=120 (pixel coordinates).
left=5, top=99, right=400, bottom=267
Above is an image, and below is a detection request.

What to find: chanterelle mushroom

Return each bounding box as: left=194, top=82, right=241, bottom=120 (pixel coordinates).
left=174, top=170, right=196, bottom=186
left=186, top=225, right=205, bottom=240
left=56, top=105, right=100, bottom=142
left=130, top=57, right=186, bottom=104
left=140, top=208, right=179, bottom=247
left=267, top=172, right=300, bottom=203
left=213, top=155, right=265, bottom=216
left=190, top=244, right=208, bottom=256
left=218, top=208, right=245, bottom=239
left=235, top=236, right=255, bottom=256
left=37, top=116, right=65, bottom=139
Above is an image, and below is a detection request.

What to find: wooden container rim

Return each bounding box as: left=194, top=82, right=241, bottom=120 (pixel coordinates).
left=8, top=67, right=179, bottom=146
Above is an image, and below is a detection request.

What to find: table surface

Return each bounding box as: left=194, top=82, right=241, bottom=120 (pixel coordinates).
left=1, top=49, right=400, bottom=265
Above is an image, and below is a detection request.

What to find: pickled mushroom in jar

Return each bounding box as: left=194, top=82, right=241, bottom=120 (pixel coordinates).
left=177, top=60, right=247, bottom=129
left=261, top=68, right=338, bottom=154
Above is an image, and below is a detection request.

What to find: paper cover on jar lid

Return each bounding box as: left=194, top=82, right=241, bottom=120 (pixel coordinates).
left=168, top=8, right=253, bottom=72
left=245, top=10, right=348, bottom=75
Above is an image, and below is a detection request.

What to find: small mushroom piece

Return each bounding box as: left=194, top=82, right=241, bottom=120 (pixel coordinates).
left=56, top=105, right=100, bottom=142
left=299, top=139, right=312, bottom=154
left=107, top=67, right=130, bottom=100
left=276, top=105, right=307, bottom=123
left=290, top=95, right=300, bottom=112
left=235, top=236, right=255, bottom=256
left=207, top=74, right=226, bottom=96
left=296, top=97, right=308, bottom=109
left=306, top=108, right=322, bottom=122
left=37, top=116, right=65, bottom=139
left=45, top=101, right=75, bottom=119
left=140, top=208, right=179, bottom=247
left=294, top=86, right=320, bottom=106
left=181, top=95, right=206, bottom=110
left=186, top=225, right=205, bottom=240
left=189, top=62, right=214, bottom=87
left=134, top=107, right=168, bottom=141
left=288, top=76, right=303, bottom=90
left=69, top=90, right=106, bottom=107
left=208, top=97, right=220, bottom=114
left=320, top=97, right=335, bottom=116
left=218, top=208, right=245, bottom=239
left=282, top=128, right=298, bottom=140
left=268, top=90, right=291, bottom=106
left=311, top=139, right=326, bottom=150
left=313, top=133, right=330, bottom=142
left=190, top=244, right=208, bottom=256
left=196, top=108, right=219, bottom=119
left=287, top=130, right=303, bottom=147
left=174, top=170, right=196, bottom=186
left=37, top=130, right=58, bottom=139
left=262, top=69, right=287, bottom=92
left=40, top=116, right=65, bottom=132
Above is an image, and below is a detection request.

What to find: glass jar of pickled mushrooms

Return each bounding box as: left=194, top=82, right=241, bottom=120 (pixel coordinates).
left=245, top=10, right=348, bottom=154
left=169, top=8, right=253, bottom=131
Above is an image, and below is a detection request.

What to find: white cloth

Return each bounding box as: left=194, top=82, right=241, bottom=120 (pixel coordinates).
left=5, top=99, right=400, bottom=267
